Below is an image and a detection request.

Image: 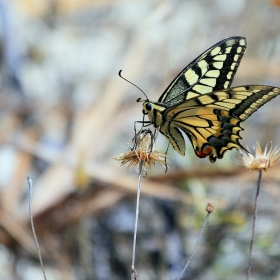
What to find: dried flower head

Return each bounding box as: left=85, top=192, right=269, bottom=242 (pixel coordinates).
left=114, top=129, right=167, bottom=172
left=205, top=202, right=215, bottom=213
left=239, top=142, right=280, bottom=171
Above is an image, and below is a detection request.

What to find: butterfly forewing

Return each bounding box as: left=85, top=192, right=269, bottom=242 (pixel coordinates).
left=158, top=37, right=247, bottom=106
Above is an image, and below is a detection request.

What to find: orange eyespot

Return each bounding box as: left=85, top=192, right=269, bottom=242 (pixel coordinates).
left=196, top=150, right=206, bottom=158
left=196, top=144, right=213, bottom=158
left=202, top=144, right=213, bottom=155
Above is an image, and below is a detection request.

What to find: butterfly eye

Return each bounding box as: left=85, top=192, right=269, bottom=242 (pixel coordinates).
left=145, top=103, right=152, bottom=111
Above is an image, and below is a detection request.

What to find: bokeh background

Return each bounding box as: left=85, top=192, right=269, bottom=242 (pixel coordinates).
left=1, top=0, right=280, bottom=279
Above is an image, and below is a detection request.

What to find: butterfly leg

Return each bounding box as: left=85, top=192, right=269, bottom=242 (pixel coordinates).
left=133, top=120, right=151, bottom=150
left=164, top=143, right=170, bottom=173
left=150, top=128, right=159, bottom=152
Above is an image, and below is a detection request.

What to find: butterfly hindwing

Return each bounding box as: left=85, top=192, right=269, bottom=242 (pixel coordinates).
left=158, top=37, right=247, bottom=106
left=161, top=86, right=280, bottom=162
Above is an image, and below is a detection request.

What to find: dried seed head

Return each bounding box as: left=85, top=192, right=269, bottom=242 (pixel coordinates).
left=239, top=142, right=280, bottom=171
left=114, top=129, right=167, bottom=173
left=205, top=202, right=215, bottom=213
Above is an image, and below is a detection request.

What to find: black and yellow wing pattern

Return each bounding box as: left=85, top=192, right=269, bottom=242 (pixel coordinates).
left=141, top=37, right=280, bottom=162
left=158, top=36, right=247, bottom=106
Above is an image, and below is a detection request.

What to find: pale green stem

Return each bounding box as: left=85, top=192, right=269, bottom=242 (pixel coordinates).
left=27, top=176, right=47, bottom=280
left=246, top=170, right=262, bottom=280
left=176, top=212, right=211, bottom=280
left=131, top=160, right=143, bottom=280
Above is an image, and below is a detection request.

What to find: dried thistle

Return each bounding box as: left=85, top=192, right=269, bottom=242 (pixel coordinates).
left=205, top=202, right=215, bottom=213
left=114, top=129, right=167, bottom=172
left=239, top=142, right=280, bottom=171
left=239, top=141, right=280, bottom=279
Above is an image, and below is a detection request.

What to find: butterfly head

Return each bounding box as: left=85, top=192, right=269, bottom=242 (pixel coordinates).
left=142, top=100, right=167, bottom=128
left=142, top=100, right=153, bottom=121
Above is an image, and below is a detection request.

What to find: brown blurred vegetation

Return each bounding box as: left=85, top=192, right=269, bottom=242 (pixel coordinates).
left=0, top=0, right=280, bottom=279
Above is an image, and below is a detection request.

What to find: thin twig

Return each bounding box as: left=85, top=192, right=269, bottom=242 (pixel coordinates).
left=27, top=176, right=47, bottom=280
left=176, top=212, right=211, bottom=280
left=131, top=160, right=143, bottom=280
left=246, top=170, right=262, bottom=280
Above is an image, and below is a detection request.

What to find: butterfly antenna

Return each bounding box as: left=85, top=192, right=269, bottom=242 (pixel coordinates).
left=118, top=70, right=149, bottom=101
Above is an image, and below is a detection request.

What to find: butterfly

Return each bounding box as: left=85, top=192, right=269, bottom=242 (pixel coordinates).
left=140, top=36, right=280, bottom=162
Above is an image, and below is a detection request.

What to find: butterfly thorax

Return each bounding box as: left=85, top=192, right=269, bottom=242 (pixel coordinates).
left=143, top=101, right=167, bottom=128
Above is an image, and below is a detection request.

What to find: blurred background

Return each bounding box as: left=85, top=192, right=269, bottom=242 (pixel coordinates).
left=0, top=0, right=280, bottom=279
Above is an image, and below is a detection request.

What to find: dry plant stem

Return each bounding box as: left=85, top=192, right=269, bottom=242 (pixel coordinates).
left=27, top=176, right=47, bottom=280
left=131, top=160, right=143, bottom=280
left=176, top=212, right=211, bottom=280
left=246, top=170, right=262, bottom=280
